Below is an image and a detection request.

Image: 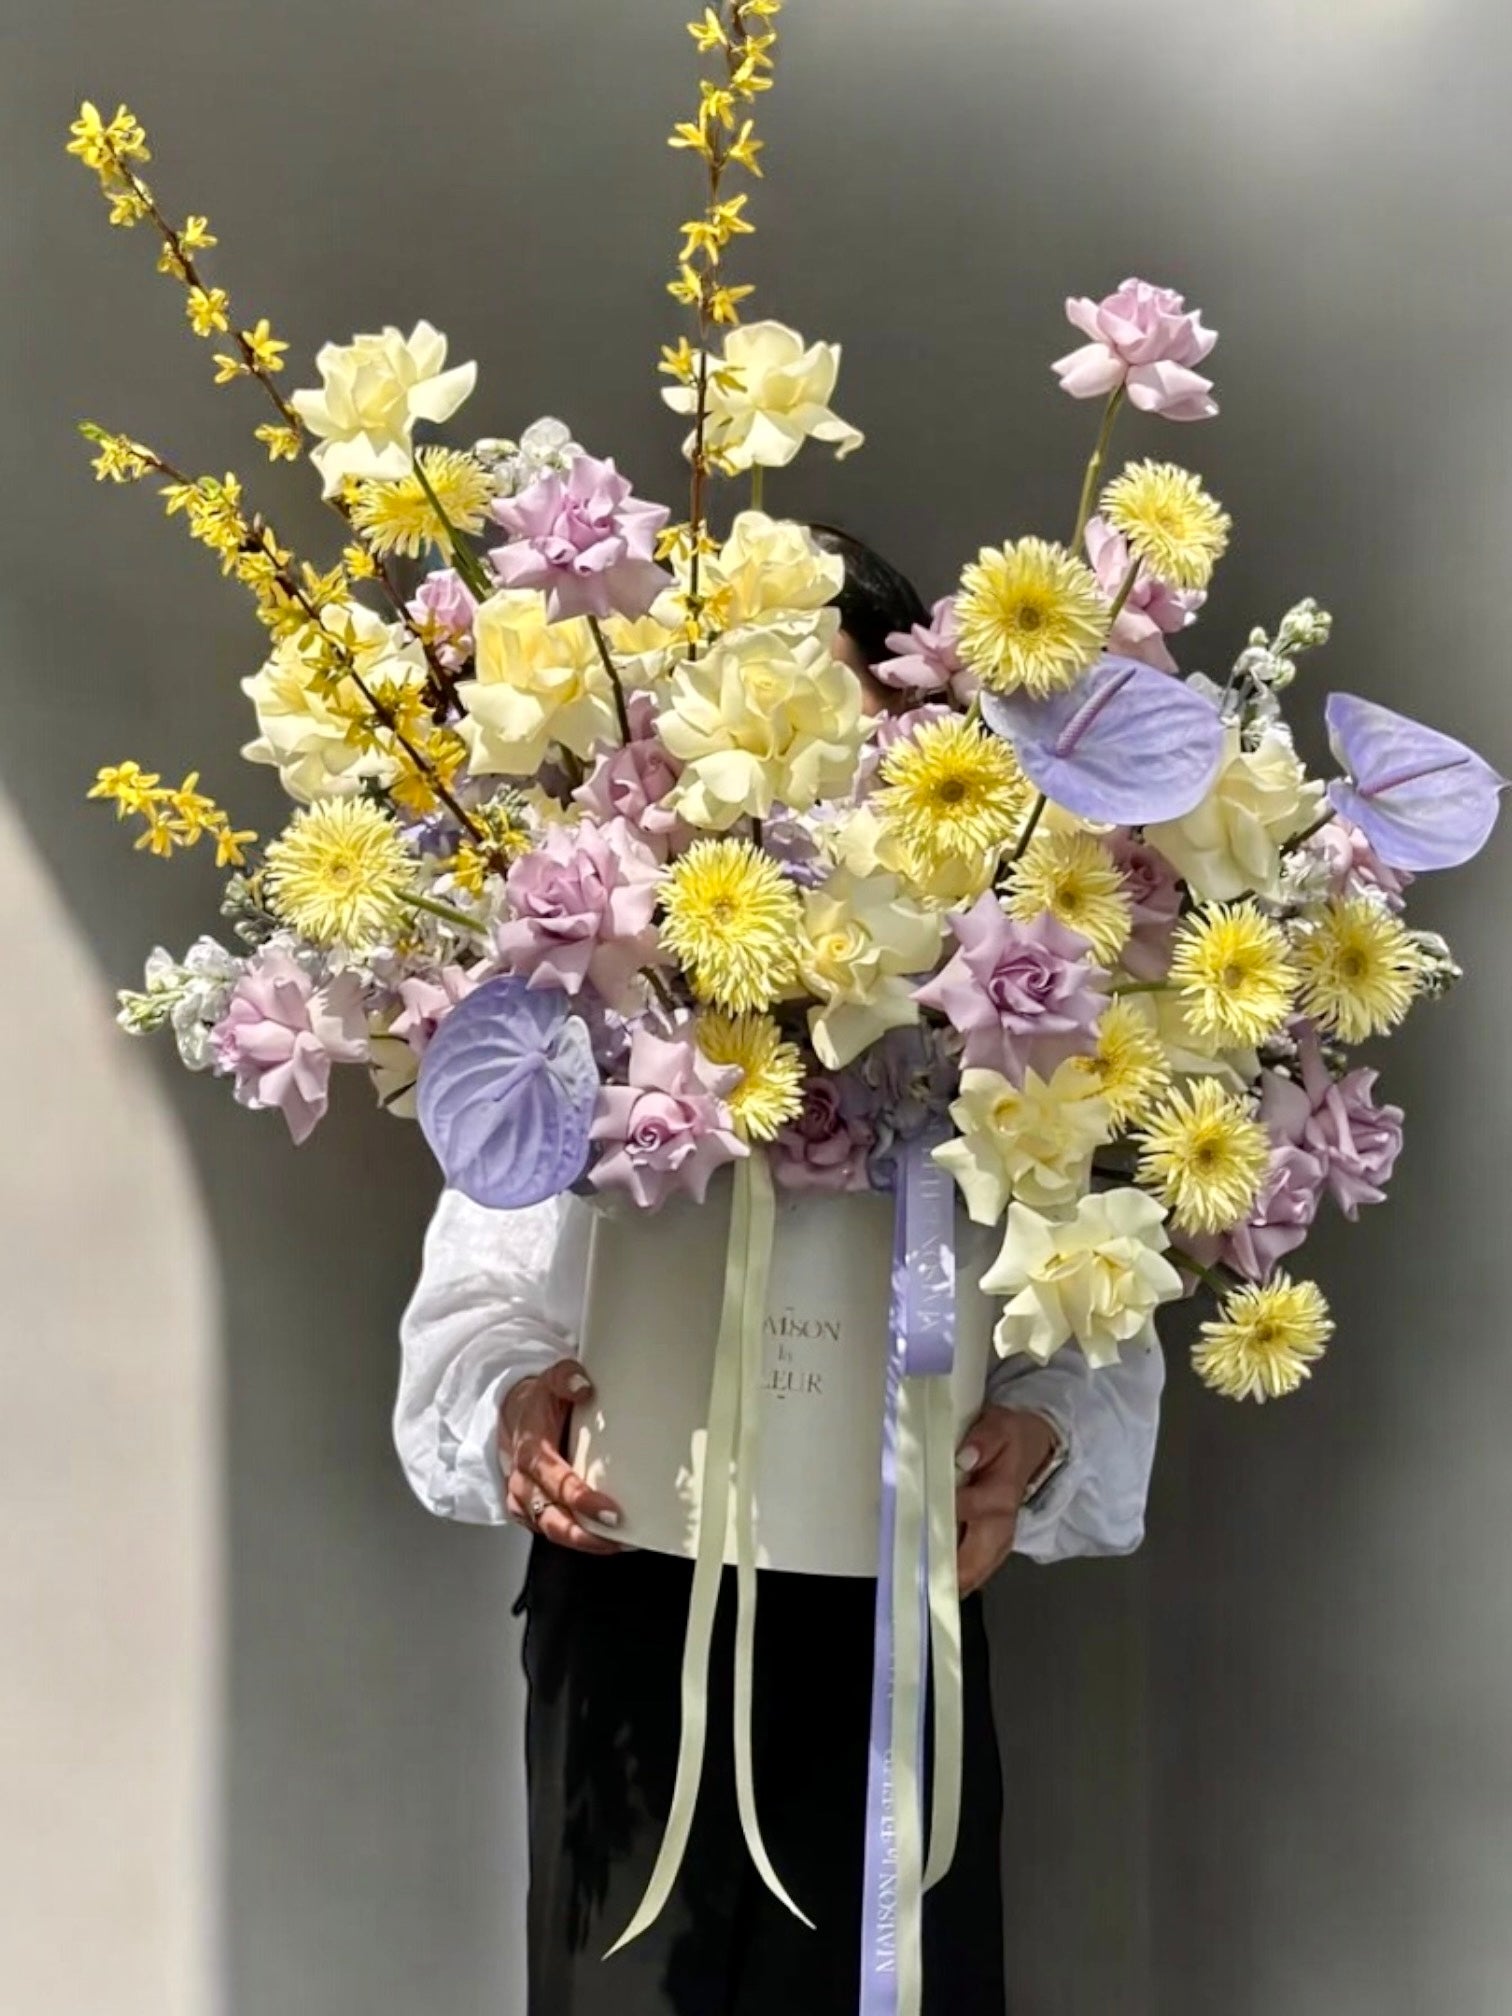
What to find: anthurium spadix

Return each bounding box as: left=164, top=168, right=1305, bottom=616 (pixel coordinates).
left=980, top=654, right=1225, bottom=825
left=1325, top=692, right=1506, bottom=872
left=417, top=975, right=599, bottom=1208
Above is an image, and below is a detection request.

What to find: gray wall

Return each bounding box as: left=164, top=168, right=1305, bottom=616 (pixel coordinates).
left=4, top=1, right=1511, bottom=2011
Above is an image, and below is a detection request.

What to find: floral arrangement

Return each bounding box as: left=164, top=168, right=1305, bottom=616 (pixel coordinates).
left=68, top=7, right=1507, bottom=2006
left=72, top=8, right=1502, bottom=1417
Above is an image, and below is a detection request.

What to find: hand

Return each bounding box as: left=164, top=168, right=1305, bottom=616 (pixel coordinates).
left=955, top=1405, right=1058, bottom=1596
left=499, top=1359, right=624, bottom=1554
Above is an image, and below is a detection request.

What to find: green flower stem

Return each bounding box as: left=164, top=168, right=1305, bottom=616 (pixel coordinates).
left=1105, top=553, right=1143, bottom=628
left=1168, top=1245, right=1235, bottom=1300
left=587, top=616, right=635, bottom=744
left=1110, top=979, right=1172, bottom=996
left=400, top=889, right=488, bottom=937
left=1070, top=385, right=1126, bottom=552
left=411, top=451, right=493, bottom=600
left=750, top=465, right=765, bottom=511
left=1010, top=791, right=1047, bottom=863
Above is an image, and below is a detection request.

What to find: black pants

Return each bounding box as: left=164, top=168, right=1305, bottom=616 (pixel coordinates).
left=520, top=1540, right=1006, bottom=2015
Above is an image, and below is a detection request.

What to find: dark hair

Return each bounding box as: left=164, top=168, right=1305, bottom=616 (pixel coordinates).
left=808, top=523, right=930, bottom=668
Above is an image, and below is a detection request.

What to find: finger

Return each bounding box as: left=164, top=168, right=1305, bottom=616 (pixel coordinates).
left=957, top=1512, right=1017, bottom=1596
left=517, top=1434, right=624, bottom=1529
left=508, top=1467, right=621, bottom=1553
left=500, top=1360, right=595, bottom=1454
left=536, top=1501, right=622, bottom=1555
left=540, top=1358, right=596, bottom=1408
left=956, top=1463, right=1028, bottom=1527
left=956, top=1410, right=1014, bottom=1479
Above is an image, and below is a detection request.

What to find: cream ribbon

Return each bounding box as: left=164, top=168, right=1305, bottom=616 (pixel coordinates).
left=606, top=1150, right=808, bottom=1956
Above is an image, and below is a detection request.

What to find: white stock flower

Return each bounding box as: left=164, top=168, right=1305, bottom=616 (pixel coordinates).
left=456, top=589, right=620, bottom=776
left=662, top=320, right=864, bottom=471
left=291, top=320, right=478, bottom=495
left=1145, top=723, right=1323, bottom=903
left=934, top=1063, right=1111, bottom=1225
left=981, top=1189, right=1184, bottom=1368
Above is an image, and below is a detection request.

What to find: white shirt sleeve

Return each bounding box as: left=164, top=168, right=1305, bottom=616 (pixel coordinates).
left=396, top=1185, right=1166, bottom=1558
left=393, top=1187, right=591, bottom=1525
left=985, top=1340, right=1166, bottom=1563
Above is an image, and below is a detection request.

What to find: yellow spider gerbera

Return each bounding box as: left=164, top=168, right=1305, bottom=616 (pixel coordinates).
left=695, top=1010, right=804, bottom=1141
left=348, top=447, right=494, bottom=560
left=1136, top=1076, right=1271, bottom=1234
left=1076, top=998, right=1172, bottom=1129
left=263, top=798, right=413, bottom=950
left=1192, top=1273, right=1335, bottom=1402
left=874, top=716, right=1034, bottom=873
left=1101, top=460, right=1231, bottom=591
left=954, top=537, right=1108, bottom=697
left=1294, top=896, right=1421, bottom=1043
left=1168, top=901, right=1297, bottom=1047
left=659, top=838, right=802, bottom=1012
left=1006, top=829, right=1132, bottom=965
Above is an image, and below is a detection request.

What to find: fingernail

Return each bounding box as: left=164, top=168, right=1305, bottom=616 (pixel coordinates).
left=597, top=1508, right=621, bottom=1529
left=566, top=1371, right=592, bottom=1397
left=957, top=1445, right=980, bottom=1475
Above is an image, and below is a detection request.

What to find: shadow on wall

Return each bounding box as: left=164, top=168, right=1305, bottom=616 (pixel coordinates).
left=0, top=785, right=218, bottom=2016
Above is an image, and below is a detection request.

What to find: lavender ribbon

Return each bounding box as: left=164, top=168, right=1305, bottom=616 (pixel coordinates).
left=859, top=1132, right=958, bottom=2016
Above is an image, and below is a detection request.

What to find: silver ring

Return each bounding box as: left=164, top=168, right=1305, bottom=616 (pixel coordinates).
left=529, top=1492, right=548, bottom=1524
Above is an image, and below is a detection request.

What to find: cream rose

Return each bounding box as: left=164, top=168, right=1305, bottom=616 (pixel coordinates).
left=241, top=604, right=427, bottom=802
left=457, top=589, right=620, bottom=776
left=291, top=320, right=477, bottom=495
left=981, top=1189, right=1184, bottom=1368
left=793, top=867, right=943, bottom=1069
left=706, top=511, right=846, bottom=632
left=1146, top=723, right=1323, bottom=903
left=662, top=320, right=864, bottom=471
left=934, top=1063, right=1111, bottom=1224
left=658, top=626, right=865, bottom=829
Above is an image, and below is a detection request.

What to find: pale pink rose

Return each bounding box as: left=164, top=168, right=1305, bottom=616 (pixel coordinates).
left=1053, top=278, right=1218, bottom=420
left=406, top=568, right=477, bottom=670
left=1086, top=516, right=1204, bottom=674
left=914, top=897, right=1105, bottom=1083
left=771, top=1074, right=876, bottom=1193
left=573, top=694, right=692, bottom=857
left=389, top=964, right=479, bottom=1055
left=873, top=597, right=977, bottom=704
left=588, top=1027, right=747, bottom=1210
left=493, top=816, right=663, bottom=1013
left=1305, top=817, right=1412, bottom=912
left=1294, top=1034, right=1404, bottom=1218
left=1107, top=834, right=1184, bottom=982
left=211, top=947, right=367, bottom=1145
left=1222, top=1139, right=1327, bottom=1281
left=488, top=454, right=671, bottom=622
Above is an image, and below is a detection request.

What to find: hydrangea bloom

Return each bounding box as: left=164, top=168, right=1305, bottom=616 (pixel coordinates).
left=489, top=454, right=672, bottom=623
left=913, top=898, right=1105, bottom=1083
left=211, top=947, right=367, bottom=1144
left=588, top=1027, right=746, bottom=1209
left=1053, top=278, right=1217, bottom=421
left=494, top=817, right=664, bottom=1013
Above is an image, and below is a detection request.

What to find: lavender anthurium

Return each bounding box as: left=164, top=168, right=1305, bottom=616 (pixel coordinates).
left=980, top=654, right=1225, bottom=825
left=417, top=974, right=599, bottom=1208
left=1325, top=692, right=1506, bottom=871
